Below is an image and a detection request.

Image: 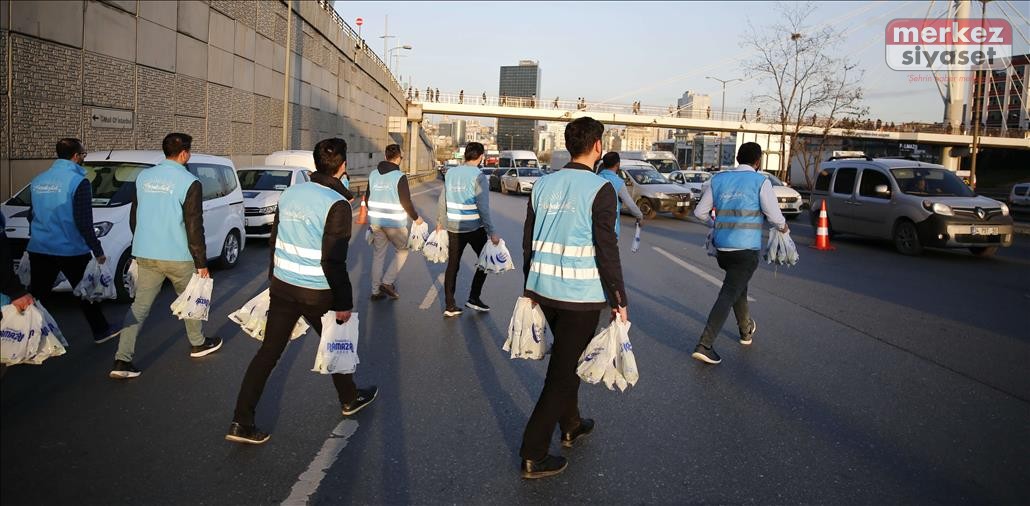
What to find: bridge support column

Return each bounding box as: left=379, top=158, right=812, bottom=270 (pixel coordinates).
left=405, top=103, right=424, bottom=176
left=940, top=145, right=967, bottom=171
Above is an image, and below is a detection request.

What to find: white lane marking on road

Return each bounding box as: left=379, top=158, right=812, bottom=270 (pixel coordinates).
left=281, top=419, right=360, bottom=506
left=652, top=246, right=756, bottom=302
left=419, top=273, right=446, bottom=310
left=411, top=184, right=441, bottom=197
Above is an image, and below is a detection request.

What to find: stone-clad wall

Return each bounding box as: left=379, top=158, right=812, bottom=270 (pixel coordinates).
left=0, top=0, right=410, bottom=199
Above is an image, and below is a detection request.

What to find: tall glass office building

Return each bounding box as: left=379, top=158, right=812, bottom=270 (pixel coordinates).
left=498, top=60, right=541, bottom=151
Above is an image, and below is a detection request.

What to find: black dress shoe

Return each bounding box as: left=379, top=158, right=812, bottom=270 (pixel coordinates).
left=225, top=422, right=270, bottom=445
left=521, top=454, right=568, bottom=479
left=561, top=418, right=595, bottom=448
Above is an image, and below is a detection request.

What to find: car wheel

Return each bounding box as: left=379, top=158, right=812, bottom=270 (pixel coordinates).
left=969, top=246, right=998, bottom=257
left=217, top=230, right=242, bottom=268
left=893, top=220, right=923, bottom=255
left=115, top=249, right=134, bottom=302
left=637, top=198, right=657, bottom=220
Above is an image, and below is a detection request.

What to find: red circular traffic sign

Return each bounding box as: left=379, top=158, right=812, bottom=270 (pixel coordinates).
left=356, top=17, right=363, bottom=26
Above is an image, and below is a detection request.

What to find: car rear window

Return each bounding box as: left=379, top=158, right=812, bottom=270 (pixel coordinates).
left=1016, top=185, right=1029, bottom=196
left=832, top=168, right=857, bottom=195
left=814, top=168, right=835, bottom=192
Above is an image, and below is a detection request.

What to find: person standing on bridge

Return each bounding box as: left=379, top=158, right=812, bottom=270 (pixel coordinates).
left=519, top=117, right=629, bottom=479
left=741, top=108, right=747, bottom=122
left=227, top=138, right=376, bottom=445
left=553, top=97, right=559, bottom=109
left=459, top=89, right=464, bottom=104
left=436, top=142, right=498, bottom=317
left=756, top=108, right=762, bottom=122
left=707, top=105, right=712, bottom=119
left=366, top=144, right=423, bottom=300
left=597, top=152, right=643, bottom=236
left=435, top=88, right=440, bottom=102
left=482, top=92, right=487, bottom=105
left=690, top=142, right=788, bottom=365
left=111, top=133, right=222, bottom=379
left=25, top=138, right=120, bottom=345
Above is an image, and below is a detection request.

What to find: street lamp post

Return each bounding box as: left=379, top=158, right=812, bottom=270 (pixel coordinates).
left=705, top=75, right=742, bottom=169
left=387, top=44, right=412, bottom=76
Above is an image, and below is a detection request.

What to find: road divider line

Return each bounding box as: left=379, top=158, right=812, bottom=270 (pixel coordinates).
left=411, top=183, right=442, bottom=197
left=652, top=246, right=755, bottom=302
left=282, top=419, right=360, bottom=506
left=419, top=273, right=446, bottom=310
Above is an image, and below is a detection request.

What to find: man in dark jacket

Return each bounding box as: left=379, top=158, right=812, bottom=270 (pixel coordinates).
left=365, top=144, right=423, bottom=300
left=1, top=214, right=35, bottom=377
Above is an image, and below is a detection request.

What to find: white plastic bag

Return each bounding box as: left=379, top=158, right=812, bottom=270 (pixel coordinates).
left=365, top=227, right=374, bottom=246
left=631, top=223, right=641, bottom=253
left=0, top=302, right=67, bottom=366
left=15, top=251, right=30, bottom=287
left=229, top=288, right=309, bottom=341
left=477, top=239, right=514, bottom=274
left=423, top=230, right=449, bottom=263
left=765, top=228, right=799, bottom=266
left=577, top=319, right=637, bottom=392
left=407, top=222, right=430, bottom=252
left=1, top=305, right=33, bottom=365
left=170, top=274, right=213, bottom=321
left=502, top=297, right=550, bottom=360
left=126, top=259, right=139, bottom=298
left=73, top=257, right=117, bottom=302
left=312, top=311, right=360, bottom=375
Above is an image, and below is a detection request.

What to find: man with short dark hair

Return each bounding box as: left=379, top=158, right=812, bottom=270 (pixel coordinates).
left=228, top=138, right=375, bottom=445
left=690, top=142, right=788, bottom=365
left=26, top=138, right=119, bottom=344
left=519, top=117, right=629, bottom=479
left=597, top=152, right=643, bottom=236
left=366, top=144, right=423, bottom=300
left=110, top=133, right=222, bottom=379
left=436, top=141, right=498, bottom=317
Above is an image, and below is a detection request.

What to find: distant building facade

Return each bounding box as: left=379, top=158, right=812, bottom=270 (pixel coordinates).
left=497, top=60, right=540, bottom=151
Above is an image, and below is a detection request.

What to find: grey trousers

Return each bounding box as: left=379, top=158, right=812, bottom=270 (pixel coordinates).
left=371, top=225, right=410, bottom=293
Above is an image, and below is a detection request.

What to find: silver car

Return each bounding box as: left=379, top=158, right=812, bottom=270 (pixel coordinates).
left=810, top=157, right=1013, bottom=257
left=500, top=167, right=543, bottom=194
left=617, top=160, right=692, bottom=219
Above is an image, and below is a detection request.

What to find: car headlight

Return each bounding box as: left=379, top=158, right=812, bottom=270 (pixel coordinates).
left=653, top=192, right=670, bottom=199
left=258, top=205, right=277, bottom=215
left=922, top=201, right=954, bottom=216
left=999, top=203, right=1009, bottom=216
left=93, top=221, right=114, bottom=237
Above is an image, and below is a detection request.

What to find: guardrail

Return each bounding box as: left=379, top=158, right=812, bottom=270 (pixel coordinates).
left=314, top=0, right=402, bottom=93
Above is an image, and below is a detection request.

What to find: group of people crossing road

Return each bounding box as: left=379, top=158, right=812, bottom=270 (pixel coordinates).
left=1, top=119, right=789, bottom=480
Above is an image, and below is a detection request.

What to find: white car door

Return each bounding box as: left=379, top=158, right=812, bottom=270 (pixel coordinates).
left=188, top=163, right=232, bottom=259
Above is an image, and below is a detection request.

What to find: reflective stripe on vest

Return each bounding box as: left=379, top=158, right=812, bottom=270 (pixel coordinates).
left=525, top=170, right=607, bottom=303
left=710, top=171, right=766, bottom=250
left=597, top=169, right=626, bottom=237
left=132, top=160, right=197, bottom=262
left=367, top=169, right=407, bottom=227
left=444, top=166, right=482, bottom=230
left=27, top=160, right=91, bottom=256
left=272, top=182, right=344, bottom=289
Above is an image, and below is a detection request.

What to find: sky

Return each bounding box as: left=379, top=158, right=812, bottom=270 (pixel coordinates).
left=334, top=1, right=1030, bottom=124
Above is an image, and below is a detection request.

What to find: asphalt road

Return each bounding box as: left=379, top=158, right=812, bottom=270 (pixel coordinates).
left=3, top=180, right=1028, bottom=505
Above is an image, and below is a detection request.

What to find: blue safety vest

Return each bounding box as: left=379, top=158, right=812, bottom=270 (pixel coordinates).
left=367, top=169, right=407, bottom=227
left=710, top=171, right=766, bottom=250
left=132, top=160, right=199, bottom=262
left=27, top=159, right=91, bottom=256
left=526, top=170, right=607, bottom=303
left=443, top=165, right=483, bottom=232
left=597, top=169, right=626, bottom=237
left=272, top=182, right=344, bottom=290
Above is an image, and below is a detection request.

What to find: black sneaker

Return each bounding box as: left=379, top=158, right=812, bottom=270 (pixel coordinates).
left=739, top=319, right=757, bottom=345
left=190, top=337, right=223, bottom=358
left=342, top=386, right=379, bottom=416
left=109, top=360, right=141, bottom=379
left=691, top=344, right=722, bottom=364
left=561, top=418, right=595, bottom=448
left=521, top=455, right=568, bottom=479
left=225, top=422, right=270, bottom=445
left=370, top=291, right=386, bottom=301
left=93, top=325, right=122, bottom=345
left=380, top=283, right=399, bottom=300
left=465, top=298, right=490, bottom=312
left=443, top=306, right=463, bottom=317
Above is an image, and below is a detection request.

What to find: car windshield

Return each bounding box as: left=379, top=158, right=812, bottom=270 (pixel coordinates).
left=891, top=168, right=974, bottom=197
left=762, top=172, right=785, bottom=186
left=649, top=159, right=680, bottom=173
left=680, top=172, right=711, bottom=184
left=627, top=168, right=669, bottom=184
left=238, top=170, right=293, bottom=191
left=8, top=162, right=152, bottom=207
left=514, top=159, right=538, bottom=167
left=517, top=168, right=542, bottom=177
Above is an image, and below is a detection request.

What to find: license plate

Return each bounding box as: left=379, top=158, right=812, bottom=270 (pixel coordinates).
left=971, top=226, right=998, bottom=235
left=676, top=201, right=688, bottom=207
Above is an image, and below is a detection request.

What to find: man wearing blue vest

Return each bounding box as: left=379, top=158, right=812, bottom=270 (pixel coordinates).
left=691, top=142, right=788, bottom=365
left=519, top=117, right=629, bottom=479
left=597, top=152, right=644, bottom=236
left=436, top=142, right=499, bottom=317
left=110, top=133, right=222, bottom=379
left=26, top=138, right=119, bottom=344
left=227, top=138, right=375, bottom=445
left=366, top=144, right=423, bottom=300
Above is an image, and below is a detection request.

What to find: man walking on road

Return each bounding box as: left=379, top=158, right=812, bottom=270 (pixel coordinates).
left=366, top=144, right=423, bottom=300
left=519, top=117, right=629, bottom=479
left=110, top=133, right=222, bottom=379
left=26, top=138, right=120, bottom=344
left=436, top=142, right=498, bottom=317
left=690, top=142, right=787, bottom=365
left=227, top=138, right=376, bottom=445
left=597, top=152, right=643, bottom=237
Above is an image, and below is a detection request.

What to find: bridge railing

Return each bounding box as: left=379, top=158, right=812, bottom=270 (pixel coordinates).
left=315, top=0, right=402, bottom=93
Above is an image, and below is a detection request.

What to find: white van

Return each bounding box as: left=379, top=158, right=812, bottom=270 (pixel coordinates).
left=498, top=150, right=539, bottom=170
left=2, top=151, right=246, bottom=299
left=619, top=150, right=681, bottom=173
left=265, top=150, right=316, bottom=171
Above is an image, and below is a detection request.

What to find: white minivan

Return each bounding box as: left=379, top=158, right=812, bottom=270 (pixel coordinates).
left=1, top=151, right=246, bottom=299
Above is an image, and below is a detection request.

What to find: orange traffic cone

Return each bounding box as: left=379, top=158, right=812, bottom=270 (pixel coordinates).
left=811, top=200, right=834, bottom=250
left=355, top=199, right=368, bottom=225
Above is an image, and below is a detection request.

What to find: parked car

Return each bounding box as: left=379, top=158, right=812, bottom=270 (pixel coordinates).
left=1008, top=182, right=1030, bottom=208
left=1, top=151, right=246, bottom=299
left=809, top=157, right=1013, bottom=256
left=617, top=160, right=692, bottom=219
left=265, top=150, right=315, bottom=170
left=238, top=166, right=311, bottom=238
left=760, top=172, right=803, bottom=220
left=500, top=167, right=544, bottom=195
left=666, top=170, right=711, bottom=201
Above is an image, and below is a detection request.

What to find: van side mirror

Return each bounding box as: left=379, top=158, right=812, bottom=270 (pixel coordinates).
left=875, top=184, right=890, bottom=197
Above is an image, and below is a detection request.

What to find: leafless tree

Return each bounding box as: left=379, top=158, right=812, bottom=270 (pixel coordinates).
left=741, top=2, right=865, bottom=184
